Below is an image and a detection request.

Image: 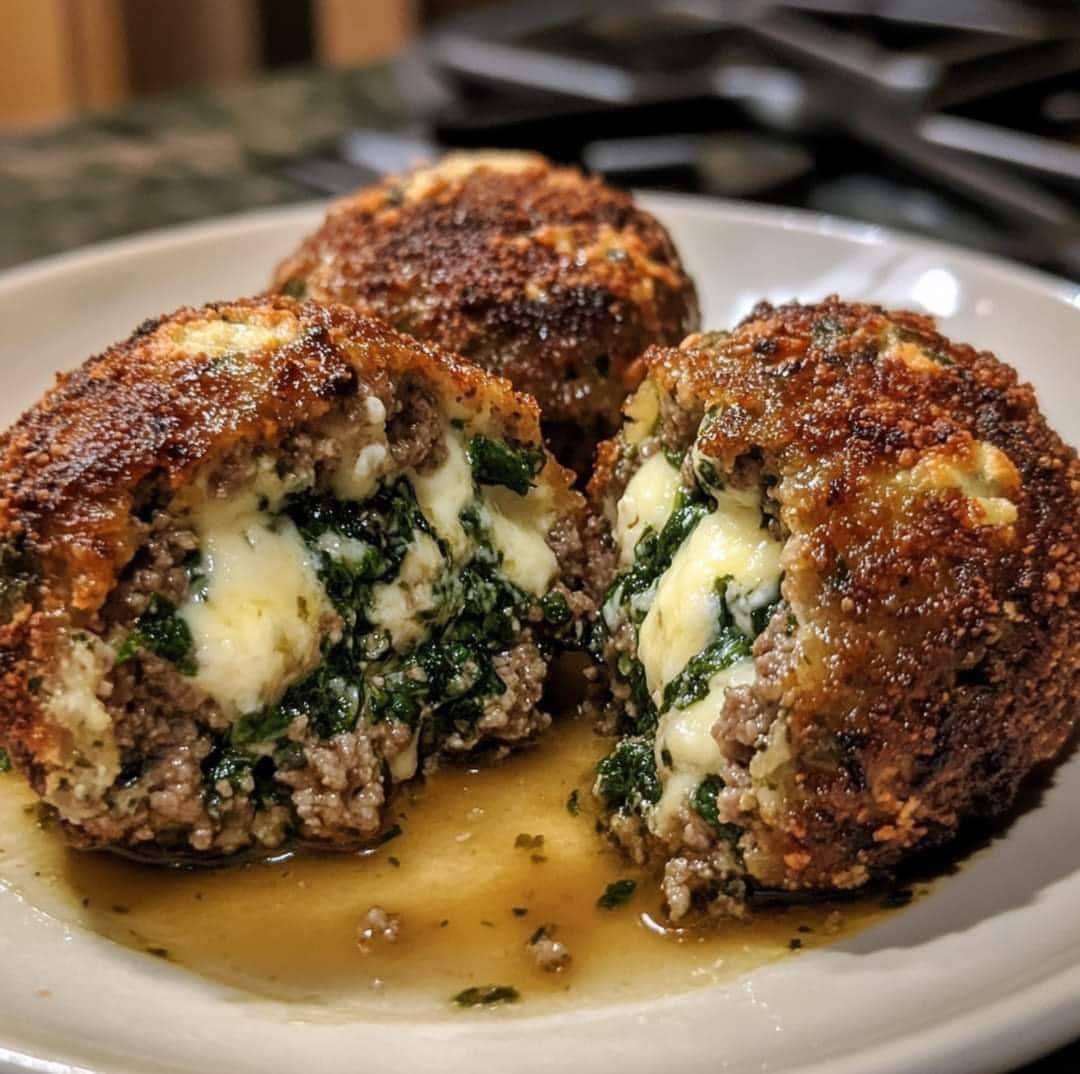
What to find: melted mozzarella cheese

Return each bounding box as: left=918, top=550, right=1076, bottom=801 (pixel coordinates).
left=182, top=492, right=329, bottom=717
left=369, top=533, right=446, bottom=651
left=334, top=443, right=388, bottom=502
left=611, top=469, right=784, bottom=836
left=651, top=660, right=758, bottom=833
left=330, top=395, right=390, bottom=503
left=411, top=431, right=475, bottom=560
left=483, top=486, right=558, bottom=596
left=637, top=490, right=782, bottom=695
left=660, top=660, right=759, bottom=770
left=905, top=440, right=1020, bottom=528
left=615, top=452, right=682, bottom=566
left=316, top=531, right=375, bottom=564
left=652, top=661, right=758, bottom=831
left=170, top=314, right=300, bottom=357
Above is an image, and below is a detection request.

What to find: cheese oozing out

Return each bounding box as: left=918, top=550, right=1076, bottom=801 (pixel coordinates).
left=176, top=417, right=557, bottom=729
left=483, top=484, right=559, bottom=596
left=613, top=447, right=785, bottom=836
left=369, top=532, right=447, bottom=651
left=181, top=470, right=330, bottom=719
left=374, top=427, right=558, bottom=653
left=615, top=451, right=684, bottom=567
left=638, top=498, right=782, bottom=695
left=410, top=431, right=474, bottom=561
left=645, top=489, right=782, bottom=833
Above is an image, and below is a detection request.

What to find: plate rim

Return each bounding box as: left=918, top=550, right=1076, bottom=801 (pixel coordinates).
left=0, top=193, right=1077, bottom=1074
left=0, top=191, right=1076, bottom=308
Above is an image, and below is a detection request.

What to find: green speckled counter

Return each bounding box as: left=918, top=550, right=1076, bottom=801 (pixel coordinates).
left=0, top=65, right=402, bottom=270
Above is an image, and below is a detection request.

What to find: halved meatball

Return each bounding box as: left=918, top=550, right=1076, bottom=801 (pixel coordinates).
left=0, top=296, right=590, bottom=857
left=270, top=151, right=700, bottom=475
left=589, top=297, right=1079, bottom=919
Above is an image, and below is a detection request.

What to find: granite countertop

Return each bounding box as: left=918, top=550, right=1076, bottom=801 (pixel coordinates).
left=0, top=65, right=403, bottom=270
left=0, top=62, right=1075, bottom=1074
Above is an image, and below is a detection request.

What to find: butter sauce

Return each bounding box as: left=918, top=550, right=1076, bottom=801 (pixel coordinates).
left=0, top=715, right=893, bottom=1016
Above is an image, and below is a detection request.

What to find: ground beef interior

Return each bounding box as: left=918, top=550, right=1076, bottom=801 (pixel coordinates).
left=592, top=441, right=792, bottom=919
left=589, top=299, right=1079, bottom=919
left=60, top=380, right=584, bottom=856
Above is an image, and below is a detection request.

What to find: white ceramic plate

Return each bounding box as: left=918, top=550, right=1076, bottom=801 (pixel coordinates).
left=0, top=196, right=1077, bottom=1074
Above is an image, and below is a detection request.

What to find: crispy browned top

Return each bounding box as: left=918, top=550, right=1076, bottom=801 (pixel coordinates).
left=270, top=152, right=699, bottom=429
left=599, top=297, right=1080, bottom=887
left=0, top=295, right=568, bottom=762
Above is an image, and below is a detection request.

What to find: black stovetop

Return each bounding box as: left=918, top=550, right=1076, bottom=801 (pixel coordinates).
left=332, top=0, right=1080, bottom=281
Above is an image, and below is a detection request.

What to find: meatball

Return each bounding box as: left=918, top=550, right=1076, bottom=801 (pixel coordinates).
left=0, top=296, right=590, bottom=858
left=270, top=151, right=699, bottom=475
left=589, top=297, right=1079, bottom=918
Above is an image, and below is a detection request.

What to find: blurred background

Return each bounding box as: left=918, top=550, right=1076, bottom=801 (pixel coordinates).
left=0, top=1, right=1077, bottom=1069
left=0, top=1, right=1078, bottom=277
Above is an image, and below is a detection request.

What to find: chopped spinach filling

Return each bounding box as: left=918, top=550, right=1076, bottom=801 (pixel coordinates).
left=0, top=536, right=34, bottom=622
left=201, top=745, right=284, bottom=816
left=230, top=484, right=531, bottom=755
left=692, top=775, right=742, bottom=842
left=230, top=640, right=360, bottom=745
left=695, top=456, right=725, bottom=493
left=596, top=736, right=660, bottom=815
left=116, top=593, right=196, bottom=675
left=597, top=460, right=786, bottom=828
left=612, top=489, right=711, bottom=618
left=188, top=462, right=570, bottom=813
left=466, top=435, right=544, bottom=497
left=0, top=746, right=11, bottom=773
left=661, top=629, right=751, bottom=713
left=660, top=582, right=754, bottom=714
left=540, top=590, right=571, bottom=626
left=284, top=478, right=431, bottom=618
left=615, top=651, right=657, bottom=735
left=593, top=484, right=713, bottom=739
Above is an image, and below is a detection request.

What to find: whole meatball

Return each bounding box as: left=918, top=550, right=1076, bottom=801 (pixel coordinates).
left=271, top=151, right=700, bottom=476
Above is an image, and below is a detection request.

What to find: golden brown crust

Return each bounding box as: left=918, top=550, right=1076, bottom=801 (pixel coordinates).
left=270, top=152, right=699, bottom=458
left=595, top=296, right=1080, bottom=891
left=0, top=295, right=575, bottom=781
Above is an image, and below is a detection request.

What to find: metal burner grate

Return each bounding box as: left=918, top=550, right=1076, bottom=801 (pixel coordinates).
left=343, top=1, right=1078, bottom=278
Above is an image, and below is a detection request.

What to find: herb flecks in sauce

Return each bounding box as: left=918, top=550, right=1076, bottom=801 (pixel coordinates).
left=0, top=716, right=896, bottom=1011
left=597, top=879, right=637, bottom=910
left=453, top=984, right=520, bottom=1007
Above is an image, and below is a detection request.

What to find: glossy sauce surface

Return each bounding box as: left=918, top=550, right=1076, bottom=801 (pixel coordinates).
left=0, top=715, right=894, bottom=1018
